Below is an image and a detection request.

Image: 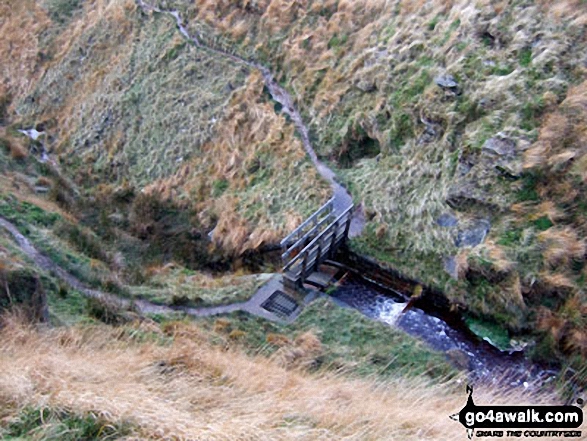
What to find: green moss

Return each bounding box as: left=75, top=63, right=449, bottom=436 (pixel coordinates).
left=533, top=216, right=553, bottom=231
left=465, top=316, right=512, bottom=351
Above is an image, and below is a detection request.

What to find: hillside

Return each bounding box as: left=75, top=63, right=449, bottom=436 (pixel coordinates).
left=0, top=0, right=586, bottom=438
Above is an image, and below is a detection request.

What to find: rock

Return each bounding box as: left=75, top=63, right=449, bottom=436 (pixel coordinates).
left=107, top=212, right=125, bottom=225
left=18, top=128, right=44, bottom=141
left=436, top=213, right=458, bottom=227
left=482, top=136, right=516, bottom=157
left=434, top=74, right=459, bottom=89
left=356, top=80, right=377, bottom=92
left=456, top=160, right=473, bottom=177
left=444, top=256, right=459, bottom=279
left=495, top=164, right=521, bottom=179
left=455, top=219, right=491, bottom=247
left=418, top=116, right=443, bottom=144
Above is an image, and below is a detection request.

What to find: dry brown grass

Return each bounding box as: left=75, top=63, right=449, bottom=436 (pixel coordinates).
left=525, top=81, right=587, bottom=174
left=144, top=70, right=329, bottom=254
left=538, top=227, right=586, bottom=268
left=7, top=139, right=27, bottom=160
left=0, top=316, right=569, bottom=440
left=0, top=0, right=51, bottom=100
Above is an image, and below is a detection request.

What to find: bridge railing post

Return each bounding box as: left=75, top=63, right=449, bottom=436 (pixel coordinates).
left=281, top=204, right=353, bottom=290
left=329, top=220, right=339, bottom=258
left=301, top=251, right=308, bottom=280
left=343, top=212, right=352, bottom=243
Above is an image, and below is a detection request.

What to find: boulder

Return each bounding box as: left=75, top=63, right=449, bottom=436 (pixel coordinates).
left=482, top=135, right=516, bottom=157
left=455, top=219, right=491, bottom=247
left=436, top=213, right=459, bottom=227
left=434, top=74, right=459, bottom=89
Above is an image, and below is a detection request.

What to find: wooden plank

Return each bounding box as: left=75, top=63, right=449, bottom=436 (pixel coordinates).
left=280, top=198, right=334, bottom=249
left=282, top=204, right=353, bottom=274
left=281, top=215, right=333, bottom=261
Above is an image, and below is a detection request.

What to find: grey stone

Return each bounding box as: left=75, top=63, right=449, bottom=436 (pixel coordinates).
left=436, top=213, right=459, bottom=227
left=356, top=80, right=377, bottom=92
left=456, top=160, right=473, bottom=177
left=444, top=256, right=458, bottom=279
left=455, top=219, right=491, bottom=247
left=434, top=74, right=458, bottom=89
left=482, top=136, right=516, bottom=157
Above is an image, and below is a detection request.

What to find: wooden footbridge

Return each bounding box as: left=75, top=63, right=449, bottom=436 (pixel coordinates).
left=280, top=199, right=354, bottom=292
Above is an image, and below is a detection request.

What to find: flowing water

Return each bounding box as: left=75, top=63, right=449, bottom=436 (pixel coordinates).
left=331, top=276, right=556, bottom=387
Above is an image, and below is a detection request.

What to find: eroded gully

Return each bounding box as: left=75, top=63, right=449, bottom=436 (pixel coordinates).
left=132, top=0, right=560, bottom=387
left=8, top=0, right=554, bottom=386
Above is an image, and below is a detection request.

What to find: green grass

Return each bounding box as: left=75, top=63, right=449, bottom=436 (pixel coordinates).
left=497, top=228, right=523, bottom=247
left=517, top=173, right=541, bottom=202
left=0, top=194, right=61, bottom=228
left=1, top=407, right=132, bottom=440
left=129, top=272, right=271, bottom=307
left=533, top=216, right=553, bottom=231
left=492, top=64, right=515, bottom=76
left=427, top=14, right=443, bottom=31
left=327, top=33, right=348, bottom=49
left=212, top=178, right=229, bottom=197
left=199, top=297, right=457, bottom=380
left=44, top=0, right=84, bottom=25
left=518, top=47, right=533, bottom=67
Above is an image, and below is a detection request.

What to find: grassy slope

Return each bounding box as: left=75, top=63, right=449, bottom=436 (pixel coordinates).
left=3, top=0, right=329, bottom=256
left=0, top=0, right=331, bottom=308
left=1, top=313, right=575, bottom=441
left=153, top=0, right=587, bottom=371
left=199, top=297, right=457, bottom=380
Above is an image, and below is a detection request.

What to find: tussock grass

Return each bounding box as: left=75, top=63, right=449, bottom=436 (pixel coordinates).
left=130, top=268, right=272, bottom=307
left=0, top=316, right=566, bottom=440
left=145, top=70, right=329, bottom=254
left=6, top=0, right=328, bottom=256
left=174, top=0, right=586, bottom=368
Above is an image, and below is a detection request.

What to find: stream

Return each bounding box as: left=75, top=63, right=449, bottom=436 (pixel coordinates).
left=16, top=0, right=557, bottom=388
left=330, top=275, right=556, bottom=387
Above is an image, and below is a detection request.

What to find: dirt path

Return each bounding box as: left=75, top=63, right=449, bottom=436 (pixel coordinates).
left=135, top=0, right=365, bottom=236
left=0, top=216, right=284, bottom=320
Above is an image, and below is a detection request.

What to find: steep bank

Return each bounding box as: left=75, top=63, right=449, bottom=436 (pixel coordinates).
left=145, top=0, right=587, bottom=375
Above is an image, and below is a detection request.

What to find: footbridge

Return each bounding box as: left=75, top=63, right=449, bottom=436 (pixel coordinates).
left=281, top=199, right=354, bottom=292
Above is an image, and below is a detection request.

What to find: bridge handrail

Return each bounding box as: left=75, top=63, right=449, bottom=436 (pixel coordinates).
left=280, top=197, right=334, bottom=249
left=281, top=214, right=333, bottom=262
left=283, top=204, right=353, bottom=273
